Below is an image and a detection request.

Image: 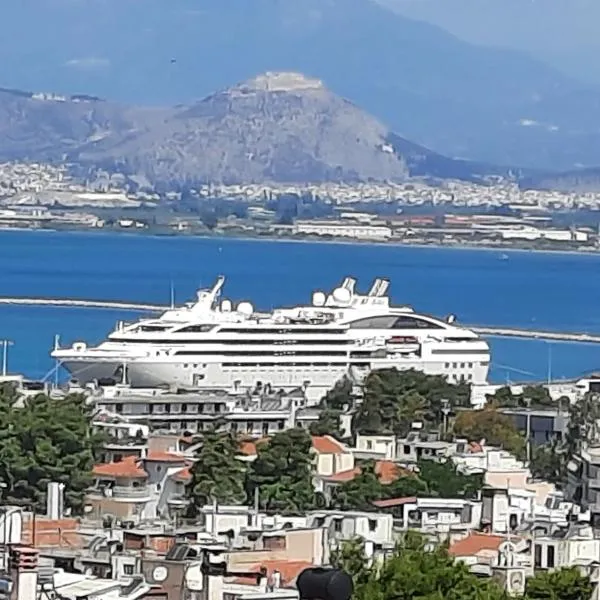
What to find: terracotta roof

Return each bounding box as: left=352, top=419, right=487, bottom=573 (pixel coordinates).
left=172, top=466, right=192, bottom=482
left=93, top=456, right=147, bottom=478
left=231, top=560, right=313, bottom=587
left=372, top=496, right=417, bottom=508
left=448, top=533, right=506, bottom=557
left=239, top=440, right=258, bottom=456
left=22, top=518, right=84, bottom=548
left=323, top=460, right=405, bottom=484
left=145, top=451, right=187, bottom=462
left=311, top=436, right=346, bottom=454
left=468, top=442, right=484, bottom=453
left=238, top=437, right=270, bottom=456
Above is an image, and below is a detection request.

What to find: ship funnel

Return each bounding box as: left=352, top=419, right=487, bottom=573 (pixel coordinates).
left=368, top=278, right=389, bottom=297
left=341, top=277, right=356, bottom=294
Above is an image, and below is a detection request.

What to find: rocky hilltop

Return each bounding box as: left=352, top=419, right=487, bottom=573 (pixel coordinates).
left=0, top=73, right=512, bottom=186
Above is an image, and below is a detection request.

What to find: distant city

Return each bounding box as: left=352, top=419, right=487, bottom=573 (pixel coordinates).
left=1, top=161, right=599, bottom=252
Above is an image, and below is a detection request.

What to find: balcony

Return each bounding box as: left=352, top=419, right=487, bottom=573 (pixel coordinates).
left=87, top=485, right=151, bottom=501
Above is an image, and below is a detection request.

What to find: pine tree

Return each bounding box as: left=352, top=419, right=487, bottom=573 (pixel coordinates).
left=0, top=388, right=100, bottom=514
left=186, top=430, right=246, bottom=514
left=247, top=428, right=315, bottom=514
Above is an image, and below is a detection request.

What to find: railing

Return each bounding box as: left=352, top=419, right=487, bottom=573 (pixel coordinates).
left=88, top=486, right=150, bottom=500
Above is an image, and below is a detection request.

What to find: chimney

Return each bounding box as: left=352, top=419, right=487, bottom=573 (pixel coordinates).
left=272, top=570, right=281, bottom=589
left=9, top=546, right=38, bottom=600
left=46, top=482, right=65, bottom=520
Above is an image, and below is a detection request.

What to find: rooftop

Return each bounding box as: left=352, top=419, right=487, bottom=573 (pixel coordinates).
left=92, top=456, right=147, bottom=478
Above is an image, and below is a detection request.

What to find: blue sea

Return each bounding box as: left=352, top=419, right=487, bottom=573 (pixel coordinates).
left=1, top=229, right=599, bottom=384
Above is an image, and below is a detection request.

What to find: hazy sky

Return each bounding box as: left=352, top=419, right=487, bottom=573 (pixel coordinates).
left=380, top=0, right=600, bottom=85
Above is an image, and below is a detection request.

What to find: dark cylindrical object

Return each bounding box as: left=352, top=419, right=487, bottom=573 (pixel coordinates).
left=296, top=567, right=353, bottom=600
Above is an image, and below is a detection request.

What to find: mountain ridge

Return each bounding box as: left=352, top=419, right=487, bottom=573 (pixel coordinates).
left=0, top=72, right=523, bottom=186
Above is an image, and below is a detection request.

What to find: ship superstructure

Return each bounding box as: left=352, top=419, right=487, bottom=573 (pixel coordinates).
left=52, top=276, right=490, bottom=402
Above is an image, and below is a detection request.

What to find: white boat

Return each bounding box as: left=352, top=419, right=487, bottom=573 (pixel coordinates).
left=51, top=276, right=491, bottom=403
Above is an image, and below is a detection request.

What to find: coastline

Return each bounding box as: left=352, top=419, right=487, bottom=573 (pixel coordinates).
left=1, top=224, right=599, bottom=258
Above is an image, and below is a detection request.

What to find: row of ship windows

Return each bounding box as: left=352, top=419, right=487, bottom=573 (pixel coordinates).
left=124, top=315, right=449, bottom=338
left=444, top=362, right=475, bottom=369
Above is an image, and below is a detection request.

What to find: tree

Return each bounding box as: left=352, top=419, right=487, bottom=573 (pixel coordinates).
left=247, top=428, right=315, bottom=514
left=330, top=534, right=508, bottom=600
left=453, top=406, right=526, bottom=458
left=417, top=459, right=483, bottom=499
left=353, top=369, right=470, bottom=437
left=186, top=430, right=246, bottom=514
left=331, top=461, right=383, bottom=511
left=0, top=388, right=100, bottom=514
left=530, top=439, right=565, bottom=485
left=525, top=567, right=593, bottom=600
left=309, top=409, right=344, bottom=440
left=321, top=377, right=354, bottom=411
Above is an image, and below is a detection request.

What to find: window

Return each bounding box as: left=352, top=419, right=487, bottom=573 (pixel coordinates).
left=547, top=545, right=555, bottom=568
left=333, top=518, right=342, bottom=533
left=123, top=564, right=134, bottom=575
left=175, top=324, right=215, bottom=333
left=393, top=316, right=444, bottom=329
left=366, top=440, right=373, bottom=450
left=534, top=544, right=542, bottom=568
left=349, top=316, right=398, bottom=329
left=368, top=519, right=377, bottom=532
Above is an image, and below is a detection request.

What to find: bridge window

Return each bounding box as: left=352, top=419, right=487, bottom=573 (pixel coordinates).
left=349, top=316, right=398, bottom=329
left=136, top=325, right=170, bottom=332
left=175, top=324, right=215, bottom=333
left=393, top=316, right=444, bottom=329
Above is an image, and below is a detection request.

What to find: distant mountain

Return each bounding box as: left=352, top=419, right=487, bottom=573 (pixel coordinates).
left=521, top=168, right=600, bottom=193
left=1, top=0, right=600, bottom=170
left=0, top=73, right=518, bottom=186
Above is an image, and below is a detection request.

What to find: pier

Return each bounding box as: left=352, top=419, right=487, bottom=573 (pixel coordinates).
left=0, top=296, right=599, bottom=343
left=0, top=297, right=166, bottom=311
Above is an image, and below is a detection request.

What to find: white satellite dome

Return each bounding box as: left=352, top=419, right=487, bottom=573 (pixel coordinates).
left=312, top=291, right=326, bottom=307
left=221, top=299, right=232, bottom=312
left=237, top=301, right=254, bottom=316
left=332, top=287, right=352, bottom=305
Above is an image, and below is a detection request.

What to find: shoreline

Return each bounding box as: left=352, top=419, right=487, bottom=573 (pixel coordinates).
left=1, top=225, right=599, bottom=258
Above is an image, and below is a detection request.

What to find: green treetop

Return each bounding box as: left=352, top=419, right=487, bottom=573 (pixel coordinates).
left=525, top=566, right=593, bottom=600
left=186, top=429, right=247, bottom=514
left=353, top=368, right=470, bottom=437
left=0, top=388, right=100, bottom=514
left=247, top=428, right=316, bottom=514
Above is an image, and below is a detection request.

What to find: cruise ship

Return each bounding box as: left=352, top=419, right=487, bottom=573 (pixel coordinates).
left=52, top=276, right=490, bottom=402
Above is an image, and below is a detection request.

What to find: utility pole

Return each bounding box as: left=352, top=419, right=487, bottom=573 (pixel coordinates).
left=0, top=340, right=13, bottom=377
left=525, top=396, right=532, bottom=465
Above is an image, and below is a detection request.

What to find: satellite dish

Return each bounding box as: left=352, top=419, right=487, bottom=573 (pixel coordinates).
left=447, top=314, right=456, bottom=324
left=221, top=299, right=232, bottom=312
left=312, top=292, right=326, bottom=307
left=332, top=287, right=352, bottom=306
left=237, top=302, right=254, bottom=316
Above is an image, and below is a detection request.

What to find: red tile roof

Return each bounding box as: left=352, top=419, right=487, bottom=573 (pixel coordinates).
left=323, top=460, right=405, bottom=485
left=172, top=466, right=192, bottom=482
left=231, top=560, right=313, bottom=587
left=145, top=451, right=187, bottom=462
left=311, top=436, right=346, bottom=454
left=93, top=456, right=147, bottom=478
left=372, top=496, right=418, bottom=508
left=448, top=533, right=506, bottom=557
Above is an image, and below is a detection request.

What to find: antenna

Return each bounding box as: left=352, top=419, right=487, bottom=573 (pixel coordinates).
left=170, top=280, right=175, bottom=309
